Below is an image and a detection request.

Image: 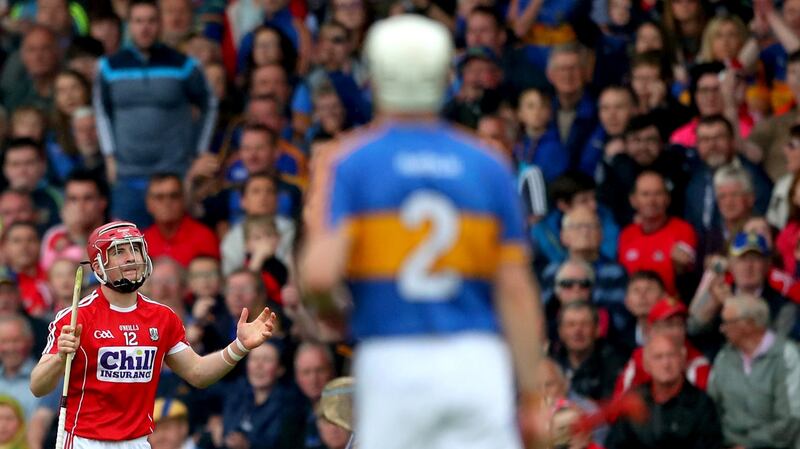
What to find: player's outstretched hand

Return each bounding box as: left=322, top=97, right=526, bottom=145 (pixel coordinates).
left=57, top=324, right=83, bottom=362
left=236, top=308, right=277, bottom=350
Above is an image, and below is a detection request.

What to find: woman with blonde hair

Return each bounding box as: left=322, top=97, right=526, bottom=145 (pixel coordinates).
left=697, top=15, right=749, bottom=63
left=0, top=396, right=27, bottom=449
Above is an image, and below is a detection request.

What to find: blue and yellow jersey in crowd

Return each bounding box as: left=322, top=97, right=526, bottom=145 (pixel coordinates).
left=310, top=121, right=529, bottom=339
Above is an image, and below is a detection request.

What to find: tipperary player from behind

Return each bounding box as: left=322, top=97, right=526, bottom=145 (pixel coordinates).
left=302, top=15, right=547, bottom=449
left=29, top=221, right=276, bottom=449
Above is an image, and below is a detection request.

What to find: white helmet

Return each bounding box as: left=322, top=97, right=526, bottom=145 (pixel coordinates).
left=364, top=14, right=453, bottom=113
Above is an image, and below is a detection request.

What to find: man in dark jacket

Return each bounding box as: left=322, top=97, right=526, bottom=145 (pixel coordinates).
left=550, top=301, right=625, bottom=401
left=605, top=334, right=722, bottom=449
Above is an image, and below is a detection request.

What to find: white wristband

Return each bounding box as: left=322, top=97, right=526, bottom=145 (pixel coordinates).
left=235, top=339, right=250, bottom=354
left=227, top=345, right=245, bottom=362
left=220, top=350, right=235, bottom=367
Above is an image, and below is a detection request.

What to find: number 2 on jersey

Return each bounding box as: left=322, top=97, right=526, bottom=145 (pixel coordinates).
left=398, top=191, right=462, bottom=301
left=124, top=331, right=138, bottom=346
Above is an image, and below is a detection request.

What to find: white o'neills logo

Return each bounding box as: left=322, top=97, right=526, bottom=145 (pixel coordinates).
left=97, top=346, right=157, bottom=383
left=94, top=330, right=114, bottom=339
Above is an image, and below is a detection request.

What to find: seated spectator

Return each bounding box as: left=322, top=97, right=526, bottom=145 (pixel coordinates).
left=542, top=44, right=598, bottom=162
left=2, top=222, right=52, bottom=317
left=244, top=215, right=288, bottom=304
left=0, top=396, right=26, bottom=449
left=0, top=25, right=61, bottom=112
left=605, top=334, right=722, bottom=449
left=2, top=138, right=63, bottom=233
left=69, top=108, right=106, bottom=183
left=159, top=0, right=192, bottom=48
left=549, top=301, right=625, bottom=401
left=221, top=173, right=295, bottom=276
left=0, top=315, right=39, bottom=419
left=537, top=357, right=607, bottom=445
left=618, top=171, right=697, bottom=298
left=304, top=83, right=350, bottom=147
left=443, top=47, right=505, bottom=130
left=684, top=115, right=773, bottom=261
left=0, top=267, right=48, bottom=354
left=293, top=343, right=335, bottom=449
left=766, top=124, right=800, bottom=229
left=40, top=170, right=107, bottom=271
left=143, top=173, right=221, bottom=267
left=579, top=85, right=636, bottom=177
left=65, top=36, right=104, bottom=82
left=701, top=164, right=757, bottom=260
left=627, top=51, right=693, bottom=138
left=598, top=113, right=691, bottom=226
left=531, top=172, right=619, bottom=271
left=315, top=377, right=354, bottom=449
left=0, top=189, right=37, bottom=236
left=221, top=342, right=304, bottom=449
left=150, top=398, right=197, bottom=449
left=545, top=259, right=613, bottom=343
left=689, top=232, right=800, bottom=348
left=708, top=295, right=800, bottom=449
left=187, top=255, right=223, bottom=304
left=144, top=257, right=189, bottom=322
left=616, top=271, right=665, bottom=356
left=9, top=107, right=46, bottom=142
left=746, top=50, right=800, bottom=181
left=669, top=62, right=754, bottom=148
left=46, top=69, right=91, bottom=185
left=47, top=258, right=82, bottom=312
left=776, top=170, right=800, bottom=274
left=203, top=269, right=272, bottom=364
left=512, top=87, right=567, bottom=183
left=539, top=205, right=627, bottom=323
left=201, top=121, right=304, bottom=225
left=614, top=298, right=711, bottom=396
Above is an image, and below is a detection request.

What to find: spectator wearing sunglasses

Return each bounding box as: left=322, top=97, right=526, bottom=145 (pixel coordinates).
left=545, top=259, right=611, bottom=344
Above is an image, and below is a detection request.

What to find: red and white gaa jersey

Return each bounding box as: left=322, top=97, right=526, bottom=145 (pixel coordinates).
left=44, top=288, right=189, bottom=441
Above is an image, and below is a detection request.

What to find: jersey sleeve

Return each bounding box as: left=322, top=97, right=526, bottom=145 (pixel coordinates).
left=306, top=141, right=357, bottom=233
left=43, top=307, right=74, bottom=355
left=165, top=308, right=190, bottom=355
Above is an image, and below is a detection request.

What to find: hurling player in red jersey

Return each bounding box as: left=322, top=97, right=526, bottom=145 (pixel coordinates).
left=29, top=221, right=276, bottom=449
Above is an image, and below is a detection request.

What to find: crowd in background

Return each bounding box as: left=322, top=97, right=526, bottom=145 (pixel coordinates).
left=2, top=0, right=800, bottom=448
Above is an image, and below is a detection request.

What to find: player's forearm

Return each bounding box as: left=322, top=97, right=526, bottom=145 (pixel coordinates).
left=496, top=264, right=545, bottom=395
left=30, top=355, right=65, bottom=397
left=188, top=341, right=249, bottom=388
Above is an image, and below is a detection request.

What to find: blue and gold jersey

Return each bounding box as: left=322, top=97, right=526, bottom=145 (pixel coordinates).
left=313, top=121, right=528, bottom=338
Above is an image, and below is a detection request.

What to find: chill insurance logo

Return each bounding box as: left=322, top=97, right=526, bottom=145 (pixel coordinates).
left=96, top=346, right=157, bottom=383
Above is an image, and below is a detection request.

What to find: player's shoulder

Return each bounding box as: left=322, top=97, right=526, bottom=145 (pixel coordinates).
left=51, top=289, right=101, bottom=324
left=313, top=122, right=390, bottom=169
left=440, top=122, right=514, bottom=168
left=138, top=294, right=180, bottom=316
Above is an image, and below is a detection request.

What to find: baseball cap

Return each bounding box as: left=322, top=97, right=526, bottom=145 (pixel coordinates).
left=647, top=297, right=688, bottom=324
left=458, top=46, right=501, bottom=73
left=153, top=398, right=188, bottom=423
left=316, top=377, right=354, bottom=432
left=0, top=266, right=17, bottom=286
left=729, top=232, right=769, bottom=257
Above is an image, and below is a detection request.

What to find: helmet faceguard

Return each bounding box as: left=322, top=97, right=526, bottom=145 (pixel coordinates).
left=87, top=222, right=153, bottom=293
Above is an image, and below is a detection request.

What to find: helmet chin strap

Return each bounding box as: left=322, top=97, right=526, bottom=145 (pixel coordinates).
left=108, top=277, right=146, bottom=293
